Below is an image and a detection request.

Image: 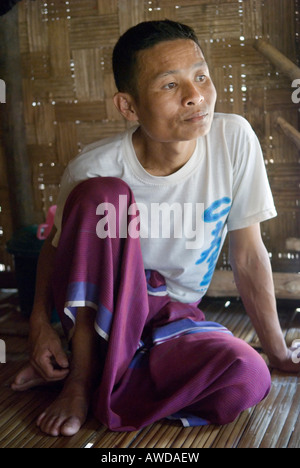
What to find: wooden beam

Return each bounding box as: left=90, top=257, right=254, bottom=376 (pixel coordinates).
left=207, top=270, right=300, bottom=300
left=0, top=5, right=36, bottom=229
left=254, top=39, right=300, bottom=82
left=286, top=238, right=300, bottom=252
left=276, top=117, right=300, bottom=150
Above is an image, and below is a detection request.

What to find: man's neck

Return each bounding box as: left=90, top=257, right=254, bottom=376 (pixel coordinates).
left=132, top=127, right=197, bottom=177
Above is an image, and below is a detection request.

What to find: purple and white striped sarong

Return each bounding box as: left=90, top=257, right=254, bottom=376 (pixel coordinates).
left=52, top=177, right=271, bottom=432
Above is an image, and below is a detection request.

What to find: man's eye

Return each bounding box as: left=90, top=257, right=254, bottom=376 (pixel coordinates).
left=164, top=82, right=177, bottom=90
left=196, top=75, right=206, bottom=82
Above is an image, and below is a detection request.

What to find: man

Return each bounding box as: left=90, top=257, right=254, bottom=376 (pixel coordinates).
left=12, top=20, right=300, bottom=437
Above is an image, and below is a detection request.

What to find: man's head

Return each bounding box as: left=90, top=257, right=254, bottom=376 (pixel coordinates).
left=113, top=20, right=217, bottom=143
left=113, top=20, right=201, bottom=99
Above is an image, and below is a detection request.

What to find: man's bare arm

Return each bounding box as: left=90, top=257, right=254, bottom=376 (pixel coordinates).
left=29, top=227, right=69, bottom=380
left=31, top=227, right=57, bottom=324
left=229, top=223, right=300, bottom=373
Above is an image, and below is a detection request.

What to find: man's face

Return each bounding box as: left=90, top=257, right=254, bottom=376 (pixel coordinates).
left=132, top=39, right=217, bottom=143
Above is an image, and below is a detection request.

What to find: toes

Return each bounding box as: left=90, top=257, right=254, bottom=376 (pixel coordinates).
left=61, top=417, right=82, bottom=437
left=36, top=411, right=46, bottom=428
left=12, top=376, right=45, bottom=392
left=11, top=364, right=42, bottom=391
left=37, top=413, right=62, bottom=437
left=44, top=416, right=61, bottom=437
left=14, top=365, right=35, bottom=384
left=35, top=387, right=88, bottom=437
left=36, top=410, right=83, bottom=437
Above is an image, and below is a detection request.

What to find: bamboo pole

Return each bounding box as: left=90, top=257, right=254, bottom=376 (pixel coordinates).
left=276, top=116, right=300, bottom=150
left=286, top=238, right=300, bottom=252
left=254, top=39, right=300, bottom=82
left=0, top=5, right=36, bottom=229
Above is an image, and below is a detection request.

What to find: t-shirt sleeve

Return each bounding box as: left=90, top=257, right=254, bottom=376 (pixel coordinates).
left=52, top=166, right=80, bottom=247
left=226, top=120, right=277, bottom=231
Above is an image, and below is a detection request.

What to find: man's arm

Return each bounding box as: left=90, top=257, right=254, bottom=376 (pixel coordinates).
left=229, top=223, right=300, bottom=373
left=31, top=227, right=57, bottom=323
left=29, top=226, right=69, bottom=381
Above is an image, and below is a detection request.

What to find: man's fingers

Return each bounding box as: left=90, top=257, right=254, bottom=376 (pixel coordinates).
left=51, top=350, right=69, bottom=369
left=31, top=352, right=69, bottom=382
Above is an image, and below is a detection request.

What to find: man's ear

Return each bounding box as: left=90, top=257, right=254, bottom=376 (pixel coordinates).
left=113, top=93, right=139, bottom=122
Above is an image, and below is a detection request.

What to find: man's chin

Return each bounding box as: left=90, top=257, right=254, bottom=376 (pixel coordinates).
left=183, top=120, right=213, bottom=139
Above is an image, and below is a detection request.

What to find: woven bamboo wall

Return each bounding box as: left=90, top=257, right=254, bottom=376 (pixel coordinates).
left=0, top=129, right=13, bottom=271
left=0, top=0, right=299, bottom=274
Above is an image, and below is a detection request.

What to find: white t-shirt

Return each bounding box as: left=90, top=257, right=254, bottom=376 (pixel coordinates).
left=53, top=113, right=277, bottom=303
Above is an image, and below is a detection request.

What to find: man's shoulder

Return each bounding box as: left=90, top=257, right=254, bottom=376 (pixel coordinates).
left=204, top=113, right=259, bottom=166
left=78, top=131, right=125, bottom=160
left=67, top=129, right=129, bottom=175
left=212, top=112, right=253, bottom=132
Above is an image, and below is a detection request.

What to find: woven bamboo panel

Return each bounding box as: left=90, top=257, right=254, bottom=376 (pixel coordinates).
left=0, top=115, right=14, bottom=272
left=0, top=0, right=299, bottom=274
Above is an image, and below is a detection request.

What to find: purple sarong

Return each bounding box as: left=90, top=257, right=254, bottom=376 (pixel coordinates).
left=52, top=177, right=271, bottom=431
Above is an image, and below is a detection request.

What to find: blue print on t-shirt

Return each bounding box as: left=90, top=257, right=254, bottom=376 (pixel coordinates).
left=196, top=197, right=231, bottom=287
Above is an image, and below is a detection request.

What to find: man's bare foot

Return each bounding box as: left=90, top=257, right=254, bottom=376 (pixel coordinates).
left=12, top=364, right=90, bottom=436
left=36, top=378, right=90, bottom=437
left=11, top=363, right=49, bottom=392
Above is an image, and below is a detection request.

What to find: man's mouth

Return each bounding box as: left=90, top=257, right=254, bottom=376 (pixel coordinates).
left=184, top=112, right=208, bottom=122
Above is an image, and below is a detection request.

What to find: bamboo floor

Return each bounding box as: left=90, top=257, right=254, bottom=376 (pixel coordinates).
left=0, top=292, right=299, bottom=449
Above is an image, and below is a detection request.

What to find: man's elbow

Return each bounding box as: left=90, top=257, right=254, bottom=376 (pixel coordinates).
left=229, top=242, right=270, bottom=275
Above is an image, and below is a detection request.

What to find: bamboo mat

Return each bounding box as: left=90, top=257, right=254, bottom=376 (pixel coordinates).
left=0, top=298, right=299, bottom=448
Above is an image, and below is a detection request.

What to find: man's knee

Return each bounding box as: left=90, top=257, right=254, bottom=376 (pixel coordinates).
left=233, top=341, right=271, bottom=397
left=71, top=177, right=132, bottom=203
left=81, top=176, right=131, bottom=194
left=216, top=339, right=271, bottom=424
left=64, top=177, right=134, bottom=217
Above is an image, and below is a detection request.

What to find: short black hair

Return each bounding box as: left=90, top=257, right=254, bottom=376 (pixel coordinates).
left=112, top=20, right=201, bottom=98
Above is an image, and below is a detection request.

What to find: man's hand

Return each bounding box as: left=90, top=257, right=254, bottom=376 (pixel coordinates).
left=229, top=224, right=300, bottom=375
left=25, top=226, right=69, bottom=382
left=269, top=345, right=300, bottom=374
left=29, top=320, right=70, bottom=382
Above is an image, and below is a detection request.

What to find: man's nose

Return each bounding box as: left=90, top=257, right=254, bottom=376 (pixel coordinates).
left=182, top=82, right=204, bottom=107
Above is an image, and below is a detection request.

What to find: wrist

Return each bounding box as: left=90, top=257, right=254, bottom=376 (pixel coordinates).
left=267, top=346, right=289, bottom=368
left=29, top=305, right=52, bottom=328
